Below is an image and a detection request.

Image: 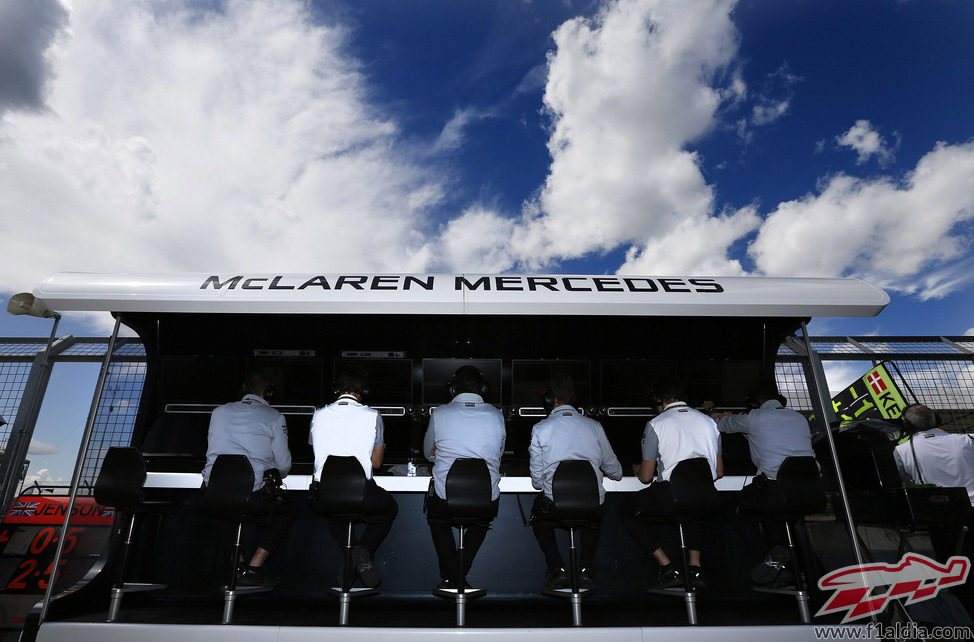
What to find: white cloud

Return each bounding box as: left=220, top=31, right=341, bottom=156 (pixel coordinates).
left=21, top=467, right=68, bottom=490
left=438, top=206, right=516, bottom=273
left=836, top=119, right=896, bottom=166
left=28, top=439, right=58, bottom=455
left=432, top=107, right=495, bottom=153
left=0, top=0, right=444, bottom=296
left=439, top=0, right=757, bottom=275
left=749, top=139, right=974, bottom=298
left=965, top=328, right=974, bottom=336
left=822, top=362, right=866, bottom=397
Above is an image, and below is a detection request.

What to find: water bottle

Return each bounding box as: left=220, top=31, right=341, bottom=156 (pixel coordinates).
left=407, top=448, right=417, bottom=477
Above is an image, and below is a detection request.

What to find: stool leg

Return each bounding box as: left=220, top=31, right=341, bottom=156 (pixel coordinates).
left=221, top=522, right=244, bottom=625
left=222, top=590, right=236, bottom=625
left=107, top=513, right=137, bottom=622
left=677, top=523, right=698, bottom=625
left=229, top=522, right=244, bottom=592
left=339, top=520, right=354, bottom=625
left=785, top=521, right=812, bottom=624
left=568, top=526, right=582, bottom=626
left=456, top=526, right=466, bottom=627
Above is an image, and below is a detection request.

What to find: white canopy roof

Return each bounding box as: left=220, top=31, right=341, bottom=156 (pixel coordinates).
left=30, top=272, right=889, bottom=317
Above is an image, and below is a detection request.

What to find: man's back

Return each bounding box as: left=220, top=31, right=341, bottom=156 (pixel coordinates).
left=530, top=406, right=622, bottom=502
left=424, top=392, right=506, bottom=500
left=895, top=430, right=974, bottom=504
left=718, top=400, right=813, bottom=479
left=645, top=403, right=720, bottom=481
left=203, top=394, right=290, bottom=490
left=310, top=395, right=382, bottom=480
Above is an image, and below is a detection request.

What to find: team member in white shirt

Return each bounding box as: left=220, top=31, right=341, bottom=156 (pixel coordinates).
left=423, top=366, right=506, bottom=590
left=203, top=372, right=292, bottom=587
left=529, top=373, right=623, bottom=591
left=894, top=403, right=974, bottom=562
left=310, top=365, right=398, bottom=588
left=620, top=376, right=722, bottom=589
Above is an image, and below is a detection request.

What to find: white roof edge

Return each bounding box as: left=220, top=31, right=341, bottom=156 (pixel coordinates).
left=28, top=272, right=890, bottom=318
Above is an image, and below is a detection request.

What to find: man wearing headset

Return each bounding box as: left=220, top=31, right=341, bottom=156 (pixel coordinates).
left=423, top=365, right=506, bottom=590
left=620, top=375, right=722, bottom=590
left=529, top=372, right=623, bottom=591
left=203, top=372, right=292, bottom=587
left=310, top=364, right=398, bottom=588
left=893, top=403, right=974, bottom=562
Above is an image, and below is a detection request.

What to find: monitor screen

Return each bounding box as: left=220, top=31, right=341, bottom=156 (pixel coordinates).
left=333, top=358, right=413, bottom=406
left=511, top=360, right=590, bottom=407
left=600, top=359, right=661, bottom=406
left=422, top=358, right=502, bottom=405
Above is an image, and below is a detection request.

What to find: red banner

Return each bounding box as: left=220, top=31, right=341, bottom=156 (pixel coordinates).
left=3, top=496, right=115, bottom=526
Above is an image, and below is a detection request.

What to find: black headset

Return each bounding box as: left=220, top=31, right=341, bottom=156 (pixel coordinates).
left=447, top=367, right=489, bottom=398
left=541, top=389, right=556, bottom=412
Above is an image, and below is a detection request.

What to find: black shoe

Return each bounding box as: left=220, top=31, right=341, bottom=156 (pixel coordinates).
left=751, top=545, right=790, bottom=586
left=577, top=568, right=596, bottom=591
left=545, top=567, right=569, bottom=591
left=688, top=565, right=706, bottom=589
left=352, top=545, right=381, bottom=588
left=657, top=565, right=683, bottom=589
left=237, top=565, right=276, bottom=588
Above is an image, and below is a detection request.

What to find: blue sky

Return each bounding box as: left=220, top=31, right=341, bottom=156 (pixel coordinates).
left=1, top=0, right=973, bottom=482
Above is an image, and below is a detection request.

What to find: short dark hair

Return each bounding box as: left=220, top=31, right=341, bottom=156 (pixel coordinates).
left=452, top=365, right=485, bottom=395
left=242, top=372, right=269, bottom=397
left=902, top=403, right=936, bottom=433
left=549, top=372, right=575, bottom=405
left=336, top=364, right=368, bottom=396
left=654, top=375, right=684, bottom=403
left=753, top=381, right=781, bottom=404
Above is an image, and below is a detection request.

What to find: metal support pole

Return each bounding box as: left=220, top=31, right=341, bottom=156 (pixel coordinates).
left=0, top=321, right=66, bottom=513
left=800, top=322, right=869, bottom=572
left=39, top=318, right=121, bottom=623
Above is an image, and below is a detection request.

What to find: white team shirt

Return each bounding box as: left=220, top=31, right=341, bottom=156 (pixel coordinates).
left=310, top=395, right=384, bottom=480
left=641, top=402, right=720, bottom=482
left=894, top=429, right=974, bottom=505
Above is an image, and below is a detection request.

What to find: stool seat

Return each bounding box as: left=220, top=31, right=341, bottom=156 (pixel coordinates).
left=202, top=454, right=275, bottom=624
left=310, top=455, right=380, bottom=625
left=94, top=447, right=175, bottom=623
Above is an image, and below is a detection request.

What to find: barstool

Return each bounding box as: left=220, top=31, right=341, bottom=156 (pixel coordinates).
left=645, top=457, right=720, bottom=625
left=539, top=459, right=601, bottom=626
left=432, top=458, right=492, bottom=626
left=202, top=454, right=275, bottom=624
left=93, top=447, right=173, bottom=622
left=309, top=455, right=379, bottom=625
left=742, top=456, right=825, bottom=624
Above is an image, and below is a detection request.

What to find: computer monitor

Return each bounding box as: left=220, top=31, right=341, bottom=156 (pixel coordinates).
left=422, top=358, right=502, bottom=405
left=333, top=358, right=413, bottom=406
left=511, top=360, right=590, bottom=407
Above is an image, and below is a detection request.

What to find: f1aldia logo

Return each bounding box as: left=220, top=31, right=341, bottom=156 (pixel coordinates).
left=817, top=553, right=969, bottom=622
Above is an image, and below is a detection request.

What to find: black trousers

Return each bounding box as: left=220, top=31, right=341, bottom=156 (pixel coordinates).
left=620, top=482, right=703, bottom=561
left=531, top=493, right=604, bottom=572
left=325, top=478, right=399, bottom=555
left=426, top=493, right=499, bottom=581
left=736, top=475, right=788, bottom=549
